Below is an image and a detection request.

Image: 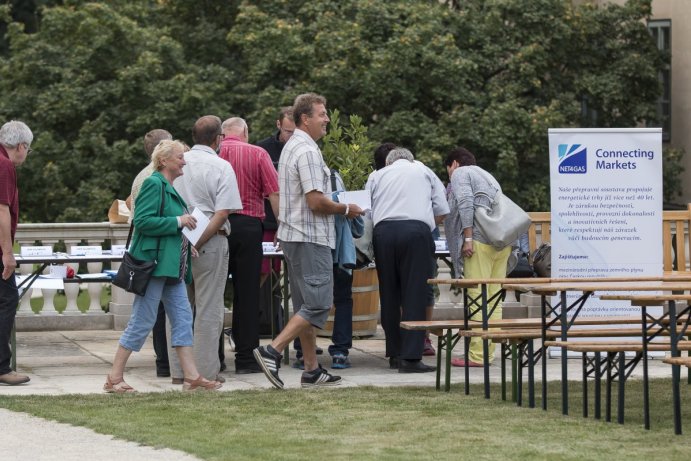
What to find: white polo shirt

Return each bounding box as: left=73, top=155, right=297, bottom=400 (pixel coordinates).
left=366, top=159, right=449, bottom=231
left=173, top=145, right=242, bottom=234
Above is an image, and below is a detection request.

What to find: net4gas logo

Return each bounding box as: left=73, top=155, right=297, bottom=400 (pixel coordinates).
left=558, top=144, right=587, bottom=174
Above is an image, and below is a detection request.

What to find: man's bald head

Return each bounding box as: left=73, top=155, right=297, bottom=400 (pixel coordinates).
left=192, top=115, right=222, bottom=146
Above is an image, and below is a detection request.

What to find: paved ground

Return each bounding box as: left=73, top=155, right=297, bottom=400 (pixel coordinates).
left=3, top=328, right=676, bottom=394
left=0, top=328, right=679, bottom=460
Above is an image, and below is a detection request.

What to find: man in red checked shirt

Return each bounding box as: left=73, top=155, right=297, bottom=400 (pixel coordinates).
left=0, top=120, right=33, bottom=386
left=219, top=117, right=280, bottom=374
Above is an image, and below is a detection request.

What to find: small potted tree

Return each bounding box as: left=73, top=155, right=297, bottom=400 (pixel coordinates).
left=319, top=110, right=379, bottom=337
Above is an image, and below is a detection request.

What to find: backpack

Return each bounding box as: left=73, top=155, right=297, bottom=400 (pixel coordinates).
left=532, top=242, right=551, bottom=278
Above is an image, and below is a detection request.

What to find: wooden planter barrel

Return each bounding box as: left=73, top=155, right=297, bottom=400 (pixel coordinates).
left=317, top=266, right=379, bottom=338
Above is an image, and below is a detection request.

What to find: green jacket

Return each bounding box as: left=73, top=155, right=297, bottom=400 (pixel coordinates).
left=131, top=171, right=192, bottom=284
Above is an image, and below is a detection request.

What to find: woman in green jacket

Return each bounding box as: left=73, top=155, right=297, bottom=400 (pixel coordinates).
left=105, top=140, right=221, bottom=393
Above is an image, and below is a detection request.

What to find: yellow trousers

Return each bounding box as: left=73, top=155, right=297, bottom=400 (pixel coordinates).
left=464, top=241, right=511, bottom=363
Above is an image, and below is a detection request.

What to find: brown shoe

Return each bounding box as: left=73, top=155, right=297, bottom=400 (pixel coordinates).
left=0, top=371, right=30, bottom=385
left=171, top=377, right=184, bottom=385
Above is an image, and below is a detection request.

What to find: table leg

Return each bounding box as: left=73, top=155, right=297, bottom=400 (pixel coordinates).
left=582, top=353, right=588, bottom=418
left=560, top=290, right=569, bottom=416
left=512, top=344, right=518, bottom=403
left=594, top=352, right=601, bottom=420
left=641, top=305, right=650, bottom=430
left=517, top=342, right=523, bottom=407
left=481, top=284, right=490, bottom=399
left=528, top=339, right=535, bottom=408
left=617, top=352, right=625, bottom=425
left=435, top=334, right=442, bottom=391
left=500, top=343, right=507, bottom=401
left=669, top=300, right=682, bottom=435
left=445, top=329, right=452, bottom=392
left=541, top=294, right=548, bottom=411
left=463, top=289, right=470, bottom=395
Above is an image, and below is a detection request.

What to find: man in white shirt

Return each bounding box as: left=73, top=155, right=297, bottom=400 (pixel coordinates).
left=366, top=148, right=449, bottom=373
left=170, top=115, right=242, bottom=383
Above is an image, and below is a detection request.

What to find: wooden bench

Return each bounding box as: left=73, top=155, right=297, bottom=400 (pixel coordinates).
left=664, top=356, right=691, bottom=366
left=559, top=293, right=691, bottom=433
left=400, top=314, right=655, bottom=393
left=544, top=339, right=691, bottom=428
left=457, top=318, right=691, bottom=406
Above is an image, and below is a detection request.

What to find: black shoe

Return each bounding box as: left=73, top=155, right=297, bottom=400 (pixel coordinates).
left=316, top=346, right=324, bottom=355
left=219, top=361, right=227, bottom=373
left=301, top=365, right=342, bottom=388
left=156, top=369, right=171, bottom=378
left=389, top=357, right=399, bottom=369
left=398, top=359, right=436, bottom=373
left=236, top=366, right=262, bottom=374
left=253, top=346, right=284, bottom=389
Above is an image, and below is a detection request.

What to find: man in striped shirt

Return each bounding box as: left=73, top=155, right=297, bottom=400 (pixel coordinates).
left=219, top=117, right=279, bottom=374
left=253, top=93, right=363, bottom=389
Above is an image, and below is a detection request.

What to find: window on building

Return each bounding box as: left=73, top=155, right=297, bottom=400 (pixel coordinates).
left=648, top=19, right=671, bottom=142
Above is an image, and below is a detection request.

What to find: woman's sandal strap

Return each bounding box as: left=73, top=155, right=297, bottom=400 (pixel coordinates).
left=104, top=375, right=136, bottom=393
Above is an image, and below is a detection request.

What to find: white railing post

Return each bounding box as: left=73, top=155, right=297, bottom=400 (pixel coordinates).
left=86, top=261, right=105, bottom=314
left=18, top=263, right=34, bottom=314
left=62, top=241, right=83, bottom=314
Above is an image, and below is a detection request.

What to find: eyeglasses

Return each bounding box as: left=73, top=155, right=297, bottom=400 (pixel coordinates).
left=23, top=143, right=32, bottom=155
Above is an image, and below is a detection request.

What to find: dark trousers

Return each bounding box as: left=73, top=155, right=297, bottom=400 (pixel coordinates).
left=152, top=302, right=169, bottom=373
left=328, top=267, right=353, bottom=357
left=228, top=214, right=263, bottom=370
left=0, top=264, right=18, bottom=375
left=373, top=220, right=434, bottom=360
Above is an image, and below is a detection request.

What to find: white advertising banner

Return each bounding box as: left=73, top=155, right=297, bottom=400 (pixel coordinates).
left=548, top=128, right=663, bottom=355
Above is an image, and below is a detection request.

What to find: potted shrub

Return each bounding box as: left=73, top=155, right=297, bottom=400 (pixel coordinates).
left=319, top=110, right=380, bottom=337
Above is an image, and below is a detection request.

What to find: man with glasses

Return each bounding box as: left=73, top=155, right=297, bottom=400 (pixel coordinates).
left=257, top=106, right=295, bottom=281
left=0, top=120, right=33, bottom=385
left=256, top=107, right=297, bottom=339
left=169, top=115, right=242, bottom=384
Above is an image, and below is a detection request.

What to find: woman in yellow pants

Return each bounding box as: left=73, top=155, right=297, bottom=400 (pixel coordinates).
left=444, top=147, right=511, bottom=367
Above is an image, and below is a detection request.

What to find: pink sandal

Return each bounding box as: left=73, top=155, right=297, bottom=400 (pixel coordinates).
left=103, top=375, right=136, bottom=393
left=183, top=375, right=222, bottom=392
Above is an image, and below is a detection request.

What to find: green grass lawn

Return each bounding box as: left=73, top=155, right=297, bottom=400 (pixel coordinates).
left=1, top=379, right=691, bottom=460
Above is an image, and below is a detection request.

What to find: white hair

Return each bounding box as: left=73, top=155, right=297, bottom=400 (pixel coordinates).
left=221, top=117, right=247, bottom=135
left=385, top=148, right=414, bottom=166
left=0, top=120, right=33, bottom=147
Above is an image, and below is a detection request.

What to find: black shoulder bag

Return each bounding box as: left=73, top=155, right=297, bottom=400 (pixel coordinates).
left=113, top=185, right=164, bottom=296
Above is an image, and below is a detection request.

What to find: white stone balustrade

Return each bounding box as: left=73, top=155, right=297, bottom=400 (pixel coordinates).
left=14, top=222, right=131, bottom=331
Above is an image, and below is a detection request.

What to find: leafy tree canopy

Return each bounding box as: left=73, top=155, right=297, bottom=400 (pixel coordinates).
left=0, top=0, right=668, bottom=222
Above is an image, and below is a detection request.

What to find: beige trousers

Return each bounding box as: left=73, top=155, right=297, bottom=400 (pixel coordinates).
left=168, top=235, right=229, bottom=380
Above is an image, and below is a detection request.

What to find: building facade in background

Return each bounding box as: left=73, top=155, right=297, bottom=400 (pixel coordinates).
left=585, top=0, right=691, bottom=204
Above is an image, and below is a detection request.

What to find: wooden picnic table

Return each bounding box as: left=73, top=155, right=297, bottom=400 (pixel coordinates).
left=598, top=293, right=691, bottom=434
left=502, top=279, right=691, bottom=418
